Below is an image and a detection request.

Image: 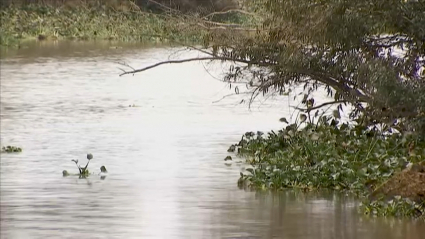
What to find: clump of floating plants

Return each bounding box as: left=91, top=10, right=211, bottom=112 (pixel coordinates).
left=62, top=153, right=107, bottom=178
left=1, top=145, right=22, bottom=153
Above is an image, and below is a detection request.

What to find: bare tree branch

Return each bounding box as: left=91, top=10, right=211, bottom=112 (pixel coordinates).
left=119, top=56, right=270, bottom=76
left=120, top=57, right=220, bottom=76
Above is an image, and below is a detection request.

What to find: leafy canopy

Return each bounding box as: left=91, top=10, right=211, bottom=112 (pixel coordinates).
left=204, top=0, right=425, bottom=134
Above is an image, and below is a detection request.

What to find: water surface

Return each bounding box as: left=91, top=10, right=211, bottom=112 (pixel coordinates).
left=1, top=40, right=424, bottom=239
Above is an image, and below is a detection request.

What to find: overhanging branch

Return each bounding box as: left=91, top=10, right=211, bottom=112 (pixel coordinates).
left=120, top=57, right=223, bottom=76
left=119, top=56, right=273, bottom=76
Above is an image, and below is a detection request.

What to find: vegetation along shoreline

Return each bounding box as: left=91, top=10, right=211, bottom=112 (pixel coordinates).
left=0, top=0, right=255, bottom=47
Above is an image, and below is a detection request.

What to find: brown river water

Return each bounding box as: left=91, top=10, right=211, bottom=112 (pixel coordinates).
left=1, top=41, right=424, bottom=239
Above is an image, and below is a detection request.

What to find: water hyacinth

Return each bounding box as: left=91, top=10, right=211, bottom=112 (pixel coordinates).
left=64, top=153, right=108, bottom=178
left=100, top=166, right=107, bottom=173
left=360, top=196, right=424, bottom=219
left=230, top=116, right=425, bottom=218
left=1, top=145, right=22, bottom=153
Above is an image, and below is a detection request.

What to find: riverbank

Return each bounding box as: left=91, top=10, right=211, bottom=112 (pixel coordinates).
left=230, top=119, right=425, bottom=219
left=0, top=4, right=212, bottom=47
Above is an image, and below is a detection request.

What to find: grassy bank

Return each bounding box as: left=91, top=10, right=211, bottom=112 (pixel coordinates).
left=229, top=117, right=425, bottom=219
left=0, top=4, right=209, bottom=47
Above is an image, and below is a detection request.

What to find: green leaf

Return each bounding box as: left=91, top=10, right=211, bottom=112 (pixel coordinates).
left=279, top=117, right=289, bottom=124
left=246, top=168, right=255, bottom=174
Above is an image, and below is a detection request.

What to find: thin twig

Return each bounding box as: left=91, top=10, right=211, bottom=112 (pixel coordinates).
left=248, top=87, right=261, bottom=109
left=181, top=44, right=215, bottom=57
left=118, top=62, right=136, bottom=71
left=117, top=67, right=126, bottom=74
left=212, top=91, right=253, bottom=103
left=196, top=23, right=257, bottom=31
left=200, top=20, right=244, bottom=27
left=292, top=100, right=347, bottom=112
left=202, top=9, right=261, bottom=20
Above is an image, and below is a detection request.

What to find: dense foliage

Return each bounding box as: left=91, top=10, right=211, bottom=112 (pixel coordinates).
left=0, top=3, right=207, bottom=46
left=231, top=117, right=425, bottom=218
left=234, top=119, right=424, bottom=191
left=204, top=0, right=425, bottom=135
left=0, top=1, right=254, bottom=47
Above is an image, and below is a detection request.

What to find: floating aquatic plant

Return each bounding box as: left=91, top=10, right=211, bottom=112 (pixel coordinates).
left=229, top=115, right=425, bottom=218
left=1, top=145, right=22, bottom=153
left=224, top=155, right=232, bottom=161
left=360, top=196, right=425, bottom=219
left=100, top=165, right=107, bottom=173
left=63, top=153, right=108, bottom=178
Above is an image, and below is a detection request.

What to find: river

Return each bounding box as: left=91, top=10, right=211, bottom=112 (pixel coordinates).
left=1, top=40, right=424, bottom=239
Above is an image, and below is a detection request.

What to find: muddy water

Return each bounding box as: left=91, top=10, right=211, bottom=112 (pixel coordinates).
left=1, top=41, right=424, bottom=239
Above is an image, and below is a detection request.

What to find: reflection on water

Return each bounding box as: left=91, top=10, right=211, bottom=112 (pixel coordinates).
left=1, top=40, right=424, bottom=239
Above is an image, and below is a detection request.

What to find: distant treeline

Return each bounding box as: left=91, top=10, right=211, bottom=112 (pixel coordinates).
left=0, top=0, right=239, bottom=13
